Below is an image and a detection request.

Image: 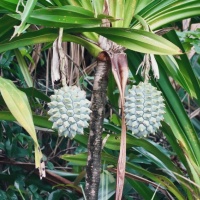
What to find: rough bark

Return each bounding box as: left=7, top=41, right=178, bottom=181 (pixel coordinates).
left=85, top=57, right=110, bottom=200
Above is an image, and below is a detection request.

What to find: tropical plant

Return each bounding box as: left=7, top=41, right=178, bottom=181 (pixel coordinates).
left=0, top=0, right=200, bottom=199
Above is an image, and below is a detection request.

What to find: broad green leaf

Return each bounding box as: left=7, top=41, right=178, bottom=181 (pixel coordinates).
left=14, top=49, right=33, bottom=87
left=10, top=14, right=102, bottom=27
left=0, top=28, right=102, bottom=57
left=68, top=27, right=182, bottom=55
left=9, top=5, right=115, bottom=28
left=0, top=77, right=42, bottom=169
left=0, top=26, right=181, bottom=56
left=0, top=78, right=36, bottom=142
left=30, top=5, right=94, bottom=17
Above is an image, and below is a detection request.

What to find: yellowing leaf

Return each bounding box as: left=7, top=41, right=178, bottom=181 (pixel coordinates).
left=0, top=77, right=44, bottom=176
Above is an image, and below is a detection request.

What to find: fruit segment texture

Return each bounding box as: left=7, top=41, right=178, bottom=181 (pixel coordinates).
left=125, top=82, right=165, bottom=137
left=48, top=86, right=91, bottom=138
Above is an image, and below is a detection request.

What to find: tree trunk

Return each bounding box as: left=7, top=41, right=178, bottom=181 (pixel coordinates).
left=85, top=56, right=110, bottom=200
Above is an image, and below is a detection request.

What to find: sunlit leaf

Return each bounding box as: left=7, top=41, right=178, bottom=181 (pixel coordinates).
left=9, top=5, right=116, bottom=28
left=133, top=0, right=200, bottom=30
left=0, top=77, right=42, bottom=169
left=68, top=27, right=182, bottom=55
left=0, top=28, right=102, bottom=57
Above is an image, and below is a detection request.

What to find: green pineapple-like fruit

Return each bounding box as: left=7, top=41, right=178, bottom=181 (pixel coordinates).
left=48, top=86, right=91, bottom=139
left=124, top=82, right=165, bottom=137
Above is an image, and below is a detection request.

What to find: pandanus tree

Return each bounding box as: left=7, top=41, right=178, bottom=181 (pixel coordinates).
left=1, top=0, right=200, bottom=199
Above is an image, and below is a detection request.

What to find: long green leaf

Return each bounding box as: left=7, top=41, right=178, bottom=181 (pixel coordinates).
left=9, top=5, right=116, bottom=28
left=67, top=27, right=182, bottom=55
left=61, top=152, right=185, bottom=199
left=165, top=30, right=200, bottom=104
left=156, top=55, right=193, bottom=98
left=102, top=124, right=181, bottom=174
left=0, top=77, right=42, bottom=168
left=80, top=0, right=93, bottom=12
left=147, top=2, right=200, bottom=30
left=0, top=26, right=182, bottom=56
left=123, top=0, right=137, bottom=28
left=109, top=0, right=124, bottom=27
left=133, top=0, right=200, bottom=30
left=158, top=66, right=200, bottom=166
left=127, top=179, right=159, bottom=200
left=134, top=0, right=154, bottom=15
left=14, top=49, right=33, bottom=87
left=0, top=28, right=102, bottom=57
left=0, top=0, right=19, bottom=12
left=91, top=0, right=104, bottom=17
left=0, top=111, right=53, bottom=130
left=19, top=87, right=50, bottom=102
left=0, top=15, right=18, bottom=38
left=65, top=0, right=82, bottom=7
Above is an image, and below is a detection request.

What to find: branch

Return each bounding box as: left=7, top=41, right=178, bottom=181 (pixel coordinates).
left=85, top=54, right=110, bottom=200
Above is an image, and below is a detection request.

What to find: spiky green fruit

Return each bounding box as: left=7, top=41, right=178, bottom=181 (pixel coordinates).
left=124, top=82, right=165, bottom=137
left=48, top=86, right=91, bottom=139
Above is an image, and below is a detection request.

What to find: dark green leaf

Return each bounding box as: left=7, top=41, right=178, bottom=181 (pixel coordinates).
left=48, top=190, right=65, bottom=200
left=19, top=87, right=50, bottom=102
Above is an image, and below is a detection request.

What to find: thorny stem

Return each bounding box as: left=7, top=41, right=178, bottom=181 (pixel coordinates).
left=85, top=59, right=110, bottom=200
